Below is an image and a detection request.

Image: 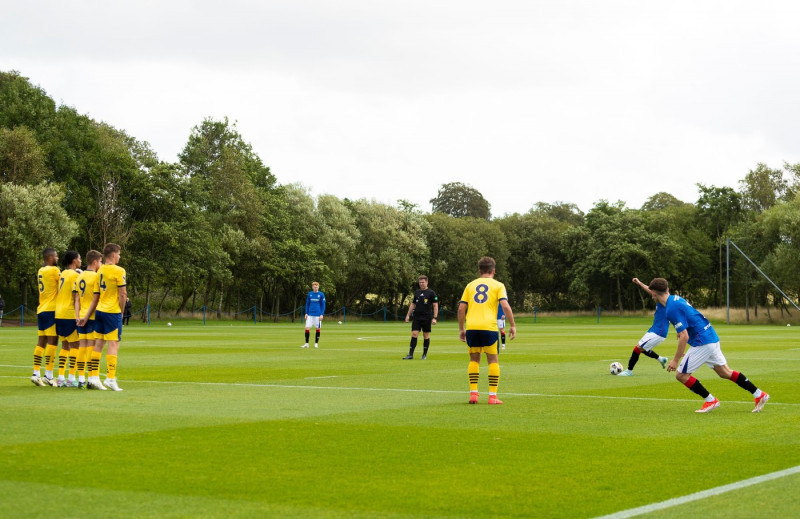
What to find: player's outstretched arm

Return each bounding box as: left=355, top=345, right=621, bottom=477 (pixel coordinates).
left=632, top=277, right=654, bottom=297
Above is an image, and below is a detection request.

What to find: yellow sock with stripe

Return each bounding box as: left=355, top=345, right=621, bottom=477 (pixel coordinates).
left=77, top=347, right=89, bottom=378
left=68, top=348, right=79, bottom=376
left=90, top=351, right=102, bottom=379
left=33, top=346, right=45, bottom=374
left=44, top=344, right=57, bottom=372
left=468, top=361, right=480, bottom=392
left=57, top=347, right=68, bottom=377
left=488, top=362, right=500, bottom=395
left=106, top=354, right=118, bottom=380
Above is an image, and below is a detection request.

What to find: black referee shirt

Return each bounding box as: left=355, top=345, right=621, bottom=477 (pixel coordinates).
left=412, top=289, right=438, bottom=319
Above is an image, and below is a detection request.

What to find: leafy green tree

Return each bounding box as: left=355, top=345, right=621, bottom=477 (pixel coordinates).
left=566, top=201, right=673, bottom=311
left=642, top=201, right=712, bottom=304
left=696, top=184, right=745, bottom=305
left=496, top=203, right=583, bottom=310
left=425, top=213, right=508, bottom=310
left=0, top=182, right=77, bottom=307
left=179, top=117, right=279, bottom=315
left=341, top=199, right=429, bottom=313
left=758, top=196, right=800, bottom=309
left=739, top=163, right=788, bottom=213
left=430, top=182, right=491, bottom=220
left=0, top=71, right=57, bottom=141
left=641, top=192, right=688, bottom=211
left=0, top=126, right=51, bottom=184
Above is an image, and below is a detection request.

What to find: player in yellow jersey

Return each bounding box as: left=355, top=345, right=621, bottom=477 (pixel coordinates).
left=74, top=250, right=102, bottom=389
left=32, top=248, right=60, bottom=386
left=458, top=256, right=516, bottom=405
left=79, top=243, right=126, bottom=391
left=54, top=251, right=82, bottom=387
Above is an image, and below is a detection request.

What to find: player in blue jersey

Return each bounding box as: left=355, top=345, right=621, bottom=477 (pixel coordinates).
left=648, top=278, right=770, bottom=413
left=497, top=304, right=506, bottom=351
left=301, top=282, right=326, bottom=348
left=617, top=278, right=669, bottom=376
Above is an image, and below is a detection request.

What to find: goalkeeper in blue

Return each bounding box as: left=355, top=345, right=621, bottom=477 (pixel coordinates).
left=301, top=282, right=325, bottom=348
left=618, top=277, right=669, bottom=376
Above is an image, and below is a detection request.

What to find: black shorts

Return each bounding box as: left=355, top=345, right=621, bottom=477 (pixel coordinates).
left=411, top=318, right=432, bottom=333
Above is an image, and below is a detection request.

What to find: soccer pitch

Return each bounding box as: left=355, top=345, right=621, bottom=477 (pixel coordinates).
left=1, top=319, right=799, bottom=518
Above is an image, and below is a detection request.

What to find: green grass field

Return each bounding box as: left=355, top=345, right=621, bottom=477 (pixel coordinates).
left=2, top=318, right=799, bottom=518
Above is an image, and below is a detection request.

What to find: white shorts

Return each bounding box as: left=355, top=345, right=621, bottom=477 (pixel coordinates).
left=497, top=319, right=505, bottom=330
left=305, top=316, right=322, bottom=329
left=679, top=342, right=727, bottom=374
left=638, top=332, right=665, bottom=351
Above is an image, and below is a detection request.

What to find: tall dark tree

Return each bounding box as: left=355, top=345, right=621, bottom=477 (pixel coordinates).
left=430, top=182, right=491, bottom=220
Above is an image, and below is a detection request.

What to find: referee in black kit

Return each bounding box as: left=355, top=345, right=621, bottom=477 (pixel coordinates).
left=403, top=275, right=439, bottom=360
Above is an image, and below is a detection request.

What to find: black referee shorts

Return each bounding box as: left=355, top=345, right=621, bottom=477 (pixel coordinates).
left=411, top=318, right=432, bottom=333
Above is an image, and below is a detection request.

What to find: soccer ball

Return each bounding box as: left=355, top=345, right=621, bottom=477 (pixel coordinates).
left=337, top=321, right=343, bottom=325
left=167, top=322, right=172, bottom=327
left=609, top=362, right=624, bottom=375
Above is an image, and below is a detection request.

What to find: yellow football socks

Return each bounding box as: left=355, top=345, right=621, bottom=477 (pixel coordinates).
left=68, top=348, right=79, bottom=376
left=77, top=347, right=89, bottom=378
left=468, top=361, right=480, bottom=392
left=106, top=354, right=117, bottom=380
left=57, top=346, right=68, bottom=376
left=488, top=362, right=500, bottom=394
left=44, top=344, right=57, bottom=371
left=90, top=351, right=102, bottom=379
left=33, top=346, right=45, bottom=372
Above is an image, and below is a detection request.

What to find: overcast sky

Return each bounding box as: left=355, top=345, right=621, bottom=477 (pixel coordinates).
left=3, top=1, right=800, bottom=215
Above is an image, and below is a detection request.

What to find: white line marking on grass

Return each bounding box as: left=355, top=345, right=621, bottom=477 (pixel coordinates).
left=590, top=465, right=800, bottom=519
left=4, top=373, right=796, bottom=408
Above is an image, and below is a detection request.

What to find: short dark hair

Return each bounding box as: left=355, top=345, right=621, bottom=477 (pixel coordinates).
left=85, top=249, right=102, bottom=264
left=62, top=250, right=80, bottom=268
left=478, top=256, right=496, bottom=274
left=648, top=278, right=669, bottom=293
left=418, top=275, right=428, bottom=282
left=103, top=243, right=121, bottom=258
left=42, top=247, right=57, bottom=260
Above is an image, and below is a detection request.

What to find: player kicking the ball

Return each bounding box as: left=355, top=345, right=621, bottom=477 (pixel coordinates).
left=648, top=277, right=769, bottom=413
left=617, top=278, right=669, bottom=376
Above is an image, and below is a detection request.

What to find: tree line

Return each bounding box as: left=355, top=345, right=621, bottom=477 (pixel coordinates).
left=2, top=70, right=800, bottom=321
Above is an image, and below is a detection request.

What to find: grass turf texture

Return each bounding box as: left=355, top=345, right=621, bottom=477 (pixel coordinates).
left=1, top=319, right=799, bottom=518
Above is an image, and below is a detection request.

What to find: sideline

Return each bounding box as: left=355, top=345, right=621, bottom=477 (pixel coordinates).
left=590, top=465, right=800, bottom=519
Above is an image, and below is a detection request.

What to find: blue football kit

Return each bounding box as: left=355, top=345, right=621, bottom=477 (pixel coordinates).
left=665, top=295, right=719, bottom=346
left=305, top=291, right=326, bottom=317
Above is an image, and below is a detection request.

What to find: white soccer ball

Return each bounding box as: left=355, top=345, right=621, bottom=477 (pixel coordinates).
left=338, top=321, right=343, bottom=325
left=167, top=322, right=172, bottom=327
left=787, top=323, right=792, bottom=327
left=609, top=362, right=624, bottom=375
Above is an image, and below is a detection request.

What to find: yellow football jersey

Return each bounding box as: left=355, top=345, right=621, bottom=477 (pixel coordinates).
left=55, top=269, right=80, bottom=319
left=74, top=269, right=98, bottom=320
left=459, top=277, right=509, bottom=331
left=37, top=265, right=61, bottom=313
left=94, top=264, right=127, bottom=314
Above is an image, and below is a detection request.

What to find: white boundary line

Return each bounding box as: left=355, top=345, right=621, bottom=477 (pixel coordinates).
left=2, top=374, right=798, bottom=407
left=591, top=465, right=800, bottom=519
